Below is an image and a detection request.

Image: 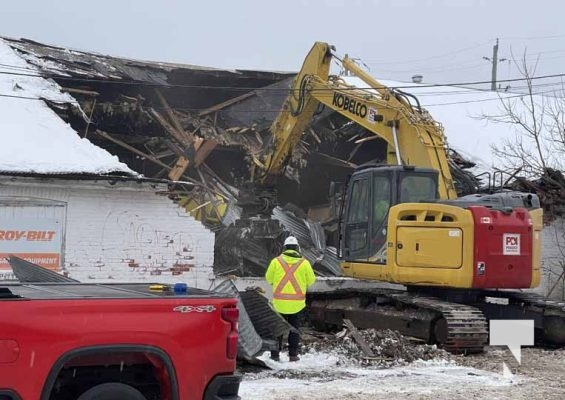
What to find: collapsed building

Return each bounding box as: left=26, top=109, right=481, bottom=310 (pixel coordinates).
left=2, top=37, right=563, bottom=297
left=0, top=38, right=478, bottom=275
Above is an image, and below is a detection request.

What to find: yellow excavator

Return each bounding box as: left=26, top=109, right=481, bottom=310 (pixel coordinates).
left=240, top=42, right=564, bottom=352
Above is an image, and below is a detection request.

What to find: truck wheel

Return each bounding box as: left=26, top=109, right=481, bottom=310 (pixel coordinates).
left=77, top=382, right=146, bottom=400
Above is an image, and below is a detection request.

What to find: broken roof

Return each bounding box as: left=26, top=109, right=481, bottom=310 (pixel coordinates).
left=0, top=39, right=134, bottom=176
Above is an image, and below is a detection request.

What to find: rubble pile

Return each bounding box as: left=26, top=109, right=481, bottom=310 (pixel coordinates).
left=304, top=328, right=451, bottom=367
left=512, top=168, right=565, bottom=222
left=214, top=205, right=341, bottom=277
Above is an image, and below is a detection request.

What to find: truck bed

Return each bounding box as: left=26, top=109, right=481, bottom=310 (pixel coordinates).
left=0, top=282, right=241, bottom=400
left=0, top=282, right=225, bottom=300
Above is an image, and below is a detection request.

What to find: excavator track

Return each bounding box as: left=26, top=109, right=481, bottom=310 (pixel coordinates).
left=309, top=289, right=489, bottom=354
left=480, top=290, right=565, bottom=345
left=389, top=293, right=488, bottom=353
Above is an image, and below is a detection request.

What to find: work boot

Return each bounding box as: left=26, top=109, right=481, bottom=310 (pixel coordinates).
left=289, top=355, right=300, bottom=362
left=270, top=351, right=280, bottom=362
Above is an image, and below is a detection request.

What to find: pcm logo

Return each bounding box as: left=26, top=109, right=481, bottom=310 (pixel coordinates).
left=503, top=233, right=520, bottom=256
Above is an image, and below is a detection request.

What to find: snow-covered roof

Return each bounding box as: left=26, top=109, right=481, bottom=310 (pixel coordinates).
left=0, top=39, right=134, bottom=176
left=344, top=76, right=561, bottom=176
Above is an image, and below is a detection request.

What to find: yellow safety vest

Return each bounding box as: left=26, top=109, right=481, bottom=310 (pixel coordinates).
left=265, top=251, right=316, bottom=314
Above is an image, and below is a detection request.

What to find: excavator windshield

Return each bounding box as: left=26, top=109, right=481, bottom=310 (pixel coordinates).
left=399, top=175, right=438, bottom=203
left=342, top=166, right=439, bottom=264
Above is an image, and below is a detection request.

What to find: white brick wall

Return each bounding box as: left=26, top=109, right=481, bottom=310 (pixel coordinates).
left=0, top=176, right=215, bottom=289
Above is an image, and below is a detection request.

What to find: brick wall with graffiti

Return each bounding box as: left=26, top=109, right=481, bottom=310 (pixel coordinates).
left=0, top=177, right=215, bottom=288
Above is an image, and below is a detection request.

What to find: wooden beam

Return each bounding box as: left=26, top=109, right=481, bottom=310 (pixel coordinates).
left=155, top=89, right=193, bottom=143
left=149, top=108, right=189, bottom=146
left=343, top=319, right=375, bottom=357
left=194, top=139, right=218, bottom=166
left=354, top=135, right=380, bottom=144
left=197, top=168, right=223, bottom=221
left=201, top=163, right=238, bottom=197
left=198, top=91, right=257, bottom=117
left=168, top=156, right=190, bottom=181
left=153, top=90, right=219, bottom=181
left=313, top=152, right=357, bottom=168
left=95, top=130, right=171, bottom=171
left=168, top=139, right=217, bottom=181
left=61, top=87, right=99, bottom=96
left=163, top=139, right=186, bottom=157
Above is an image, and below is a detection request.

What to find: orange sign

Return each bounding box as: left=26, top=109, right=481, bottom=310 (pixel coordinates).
left=0, top=230, right=57, bottom=242
left=0, top=253, right=61, bottom=270
left=0, top=217, right=63, bottom=273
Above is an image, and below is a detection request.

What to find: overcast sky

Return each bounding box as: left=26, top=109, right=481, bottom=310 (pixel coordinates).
left=1, top=0, right=564, bottom=90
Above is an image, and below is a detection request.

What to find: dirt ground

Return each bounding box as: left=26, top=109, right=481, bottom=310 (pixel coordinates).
left=239, top=329, right=565, bottom=400
left=447, top=347, right=565, bottom=400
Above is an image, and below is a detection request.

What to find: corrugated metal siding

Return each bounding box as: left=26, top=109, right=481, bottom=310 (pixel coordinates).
left=9, top=256, right=78, bottom=283
left=214, top=206, right=341, bottom=277
left=239, top=289, right=293, bottom=340
left=214, top=279, right=263, bottom=359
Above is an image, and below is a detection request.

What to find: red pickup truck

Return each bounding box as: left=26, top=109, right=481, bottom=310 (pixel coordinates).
left=0, top=283, right=241, bottom=400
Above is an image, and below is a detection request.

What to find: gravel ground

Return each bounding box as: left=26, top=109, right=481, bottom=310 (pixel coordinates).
left=239, top=329, right=565, bottom=400
left=448, top=347, right=565, bottom=400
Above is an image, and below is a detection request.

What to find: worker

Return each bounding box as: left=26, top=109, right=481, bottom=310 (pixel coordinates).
left=265, top=235, right=316, bottom=362
left=373, top=198, right=389, bottom=226
left=373, top=178, right=391, bottom=229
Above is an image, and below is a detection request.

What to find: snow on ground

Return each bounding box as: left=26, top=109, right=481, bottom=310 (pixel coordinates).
left=343, top=76, right=558, bottom=176
left=0, top=39, right=134, bottom=175
left=239, top=351, right=516, bottom=400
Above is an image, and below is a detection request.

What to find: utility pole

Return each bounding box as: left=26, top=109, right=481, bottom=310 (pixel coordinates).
left=483, top=38, right=507, bottom=91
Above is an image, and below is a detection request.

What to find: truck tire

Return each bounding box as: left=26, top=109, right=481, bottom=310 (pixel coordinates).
left=76, top=382, right=147, bottom=400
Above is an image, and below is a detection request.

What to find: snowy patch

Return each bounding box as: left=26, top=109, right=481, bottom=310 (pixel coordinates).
left=0, top=39, right=134, bottom=176
left=240, top=350, right=517, bottom=400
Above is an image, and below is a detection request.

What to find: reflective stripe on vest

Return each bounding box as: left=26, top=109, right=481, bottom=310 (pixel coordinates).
left=273, top=256, right=306, bottom=301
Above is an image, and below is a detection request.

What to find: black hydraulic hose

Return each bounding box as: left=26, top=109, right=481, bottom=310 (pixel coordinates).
left=314, top=102, right=325, bottom=116
left=395, top=88, right=422, bottom=113
left=290, top=75, right=309, bottom=117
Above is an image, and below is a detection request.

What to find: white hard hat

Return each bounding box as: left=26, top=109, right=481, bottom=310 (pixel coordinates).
left=284, top=236, right=299, bottom=247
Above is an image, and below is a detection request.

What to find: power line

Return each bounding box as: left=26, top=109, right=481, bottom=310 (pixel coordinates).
left=368, top=61, right=488, bottom=74
left=421, top=88, right=561, bottom=107
left=0, top=92, right=50, bottom=101
left=1, top=84, right=562, bottom=113
left=359, top=34, right=565, bottom=67
left=360, top=40, right=493, bottom=65
left=502, top=33, right=565, bottom=41
left=0, top=62, right=36, bottom=72
left=363, top=48, right=565, bottom=77
left=1, top=65, right=565, bottom=91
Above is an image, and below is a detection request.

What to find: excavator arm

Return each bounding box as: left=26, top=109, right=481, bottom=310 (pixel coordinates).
left=255, top=42, right=457, bottom=200
left=252, top=42, right=332, bottom=184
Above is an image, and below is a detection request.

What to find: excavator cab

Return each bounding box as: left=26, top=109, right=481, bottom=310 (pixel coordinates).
left=341, top=165, right=439, bottom=263
left=340, top=163, right=542, bottom=290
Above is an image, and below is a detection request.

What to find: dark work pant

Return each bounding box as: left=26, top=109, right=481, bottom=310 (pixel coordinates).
left=271, top=309, right=304, bottom=358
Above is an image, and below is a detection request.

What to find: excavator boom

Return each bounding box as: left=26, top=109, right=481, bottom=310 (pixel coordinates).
left=256, top=42, right=457, bottom=200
